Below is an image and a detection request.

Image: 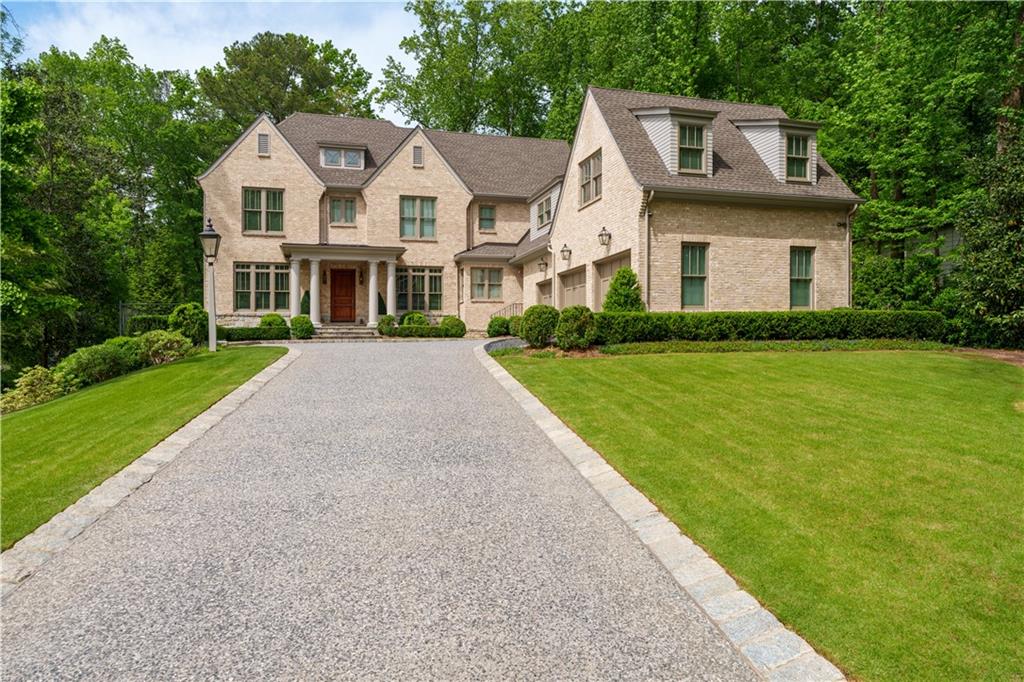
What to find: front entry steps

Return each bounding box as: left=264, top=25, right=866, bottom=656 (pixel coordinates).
left=313, top=323, right=380, bottom=342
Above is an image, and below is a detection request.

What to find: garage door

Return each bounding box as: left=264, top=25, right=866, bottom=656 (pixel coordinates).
left=595, top=251, right=631, bottom=311
left=537, top=280, right=552, bottom=306
left=559, top=268, right=586, bottom=308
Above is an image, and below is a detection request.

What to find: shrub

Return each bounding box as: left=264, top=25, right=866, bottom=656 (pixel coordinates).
left=0, top=366, right=65, bottom=413
left=508, top=315, right=522, bottom=337
left=138, top=330, right=194, bottom=365
left=401, top=311, right=428, bottom=326
left=104, top=335, right=146, bottom=370
left=603, top=267, right=645, bottom=312
left=54, top=342, right=139, bottom=390
left=219, top=326, right=290, bottom=342
left=593, top=310, right=949, bottom=345
left=300, top=291, right=310, bottom=315
left=439, top=315, right=467, bottom=338
left=126, top=314, right=168, bottom=335
left=259, top=313, right=288, bottom=328
left=389, top=325, right=447, bottom=338
left=520, top=304, right=560, bottom=347
left=167, top=302, right=207, bottom=345
left=555, top=306, right=598, bottom=350
left=291, top=314, right=315, bottom=339
left=487, top=316, right=510, bottom=337
left=377, top=314, right=397, bottom=335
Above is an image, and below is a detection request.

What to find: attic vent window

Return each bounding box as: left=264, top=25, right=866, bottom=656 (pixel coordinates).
left=678, top=125, right=705, bottom=173
left=257, top=133, right=270, bottom=156
left=321, top=147, right=364, bottom=169
left=786, top=135, right=809, bottom=180
left=413, top=145, right=424, bottom=167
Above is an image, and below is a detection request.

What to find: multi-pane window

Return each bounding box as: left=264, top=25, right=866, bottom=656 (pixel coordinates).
left=679, top=125, right=705, bottom=172
left=330, top=198, right=356, bottom=225
left=790, top=247, right=814, bottom=309
left=242, top=188, right=284, bottom=233
left=786, top=135, right=809, bottom=180
left=399, top=197, right=436, bottom=239
left=396, top=266, right=443, bottom=312
left=537, top=196, right=552, bottom=225
left=681, top=244, right=707, bottom=309
left=234, top=263, right=289, bottom=311
left=471, top=268, right=503, bottom=300
left=321, top=147, right=363, bottom=169
left=479, top=205, right=496, bottom=231
left=579, top=151, right=602, bottom=205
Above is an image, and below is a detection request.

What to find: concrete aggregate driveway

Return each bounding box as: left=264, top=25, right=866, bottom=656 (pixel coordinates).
left=1, top=341, right=755, bottom=680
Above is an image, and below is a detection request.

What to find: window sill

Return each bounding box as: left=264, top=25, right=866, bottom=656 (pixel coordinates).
left=470, top=299, right=503, bottom=304
left=478, top=229, right=497, bottom=234
left=579, top=196, right=602, bottom=211
left=399, top=237, right=438, bottom=243
left=786, top=178, right=813, bottom=184
left=329, top=223, right=357, bottom=228
left=242, top=232, right=287, bottom=238
left=677, top=168, right=706, bottom=176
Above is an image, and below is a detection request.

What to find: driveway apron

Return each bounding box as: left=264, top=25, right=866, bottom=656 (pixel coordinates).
left=1, top=341, right=756, bottom=681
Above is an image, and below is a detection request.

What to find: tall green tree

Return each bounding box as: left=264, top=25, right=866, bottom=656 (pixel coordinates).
left=197, top=32, right=375, bottom=125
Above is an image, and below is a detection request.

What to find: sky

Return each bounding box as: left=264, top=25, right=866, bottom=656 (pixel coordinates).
left=5, top=1, right=420, bottom=124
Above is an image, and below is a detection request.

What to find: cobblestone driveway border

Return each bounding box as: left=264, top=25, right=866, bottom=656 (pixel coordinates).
left=0, top=346, right=301, bottom=600
left=474, top=342, right=845, bottom=682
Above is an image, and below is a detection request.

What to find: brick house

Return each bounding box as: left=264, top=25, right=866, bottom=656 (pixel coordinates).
left=199, top=86, right=861, bottom=332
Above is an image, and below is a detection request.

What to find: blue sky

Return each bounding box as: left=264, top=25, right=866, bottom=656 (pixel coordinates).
left=5, top=1, right=419, bottom=123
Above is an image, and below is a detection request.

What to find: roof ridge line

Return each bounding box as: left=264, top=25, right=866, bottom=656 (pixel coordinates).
left=589, top=85, right=786, bottom=111
left=424, top=127, right=569, bottom=145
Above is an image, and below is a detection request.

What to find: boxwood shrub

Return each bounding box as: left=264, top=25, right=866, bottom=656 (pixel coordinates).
left=439, top=316, right=467, bottom=338
left=290, top=314, right=315, bottom=339
left=401, top=311, right=428, bottom=326
left=594, top=309, right=948, bottom=345
left=377, top=314, right=397, bottom=335
left=508, top=315, right=523, bottom=337
left=487, top=316, right=510, bottom=337
left=259, top=313, right=288, bottom=328
left=388, top=325, right=448, bottom=337
left=167, top=302, right=208, bottom=345
left=218, top=326, right=291, bottom=342
left=126, top=314, right=168, bottom=335
left=555, top=306, right=598, bottom=350
left=520, top=304, right=560, bottom=347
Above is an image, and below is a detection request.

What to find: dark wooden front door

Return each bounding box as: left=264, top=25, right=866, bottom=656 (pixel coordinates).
left=330, top=269, right=356, bottom=322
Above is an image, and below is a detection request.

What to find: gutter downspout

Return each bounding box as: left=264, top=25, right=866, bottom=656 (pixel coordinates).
left=846, top=203, right=858, bottom=307
left=549, top=241, right=557, bottom=309
left=645, top=190, right=654, bottom=310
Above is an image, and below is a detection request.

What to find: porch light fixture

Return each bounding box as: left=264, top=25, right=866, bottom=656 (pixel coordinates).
left=597, top=226, right=611, bottom=246
left=560, top=244, right=571, bottom=261
left=538, top=257, right=548, bottom=273
left=198, top=218, right=221, bottom=353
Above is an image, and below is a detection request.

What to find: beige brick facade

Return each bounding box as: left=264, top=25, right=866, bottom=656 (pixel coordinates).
left=458, top=262, right=524, bottom=330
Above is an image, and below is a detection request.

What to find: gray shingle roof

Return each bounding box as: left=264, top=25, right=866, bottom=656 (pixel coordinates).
left=589, top=87, right=861, bottom=203
left=453, top=242, right=519, bottom=262
left=510, top=229, right=550, bottom=263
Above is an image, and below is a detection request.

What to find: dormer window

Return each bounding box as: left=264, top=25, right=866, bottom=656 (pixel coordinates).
left=679, top=125, right=705, bottom=173
left=786, top=135, right=809, bottom=180
left=321, top=147, right=364, bottom=169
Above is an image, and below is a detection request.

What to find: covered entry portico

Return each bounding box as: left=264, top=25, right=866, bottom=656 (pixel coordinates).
left=281, top=243, right=405, bottom=327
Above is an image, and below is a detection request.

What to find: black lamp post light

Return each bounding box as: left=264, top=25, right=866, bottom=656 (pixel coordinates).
left=198, top=218, right=221, bottom=352
left=598, top=226, right=611, bottom=246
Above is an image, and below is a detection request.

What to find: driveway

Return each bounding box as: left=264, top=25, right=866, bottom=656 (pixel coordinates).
left=1, top=341, right=755, bottom=680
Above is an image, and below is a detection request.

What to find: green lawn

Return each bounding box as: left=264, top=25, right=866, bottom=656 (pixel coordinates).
left=498, top=351, right=1024, bottom=681
left=1, top=346, right=286, bottom=549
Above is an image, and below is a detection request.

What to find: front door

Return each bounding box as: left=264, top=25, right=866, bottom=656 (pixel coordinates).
left=330, top=269, right=356, bottom=322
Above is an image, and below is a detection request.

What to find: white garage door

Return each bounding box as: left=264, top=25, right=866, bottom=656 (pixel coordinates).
left=595, top=251, right=632, bottom=311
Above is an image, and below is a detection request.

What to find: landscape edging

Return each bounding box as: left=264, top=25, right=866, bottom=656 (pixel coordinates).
left=0, top=345, right=302, bottom=599
left=474, top=341, right=845, bottom=682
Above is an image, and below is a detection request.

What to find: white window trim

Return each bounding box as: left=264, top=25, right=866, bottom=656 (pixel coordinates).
left=785, top=134, right=810, bottom=181
left=579, top=150, right=602, bottom=208
left=470, top=267, right=503, bottom=302
left=399, top=196, right=437, bottom=240
left=537, top=196, right=552, bottom=226
left=678, top=124, right=706, bottom=174
left=320, top=147, right=365, bottom=170
left=681, top=242, right=708, bottom=310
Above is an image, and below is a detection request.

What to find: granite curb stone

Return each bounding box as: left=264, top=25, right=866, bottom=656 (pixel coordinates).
left=0, top=345, right=301, bottom=599
left=474, top=341, right=846, bottom=682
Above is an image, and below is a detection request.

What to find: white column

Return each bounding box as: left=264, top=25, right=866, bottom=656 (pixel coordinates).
left=386, top=260, right=397, bottom=317
left=367, top=260, right=380, bottom=327
left=289, top=258, right=301, bottom=319
left=309, top=258, right=321, bottom=326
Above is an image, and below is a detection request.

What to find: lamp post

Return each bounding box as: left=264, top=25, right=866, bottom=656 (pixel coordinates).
left=597, top=226, right=611, bottom=246
left=198, top=218, right=221, bottom=352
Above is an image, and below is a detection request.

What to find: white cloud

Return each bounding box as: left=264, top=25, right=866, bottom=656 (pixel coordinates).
left=13, top=1, right=419, bottom=123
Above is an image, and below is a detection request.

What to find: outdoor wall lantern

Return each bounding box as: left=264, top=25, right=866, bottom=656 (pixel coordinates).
left=198, top=218, right=221, bottom=353
left=560, top=244, right=571, bottom=261
left=538, top=257, right=548, bottom=273
left=597, top=226, right=611, bottom=246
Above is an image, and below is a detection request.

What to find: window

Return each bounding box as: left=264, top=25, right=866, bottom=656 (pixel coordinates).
left=786, top=135, right=809, bottom=180
left=396, top=266, right=443, bottom=312
left=790, top=247, right=813, bottom=309
left=242, top=188, right=284, bottom=233
left=471, top=268, right=503, bottom=300
left=678, top=125, right=704, bottom=172
left=399, top=196, right=436, bottom=239
left=257, top=133, right=270, bottom=156
left=321, top=147, right=363, bottom=169
left=536, top=196, right=552, bottom=226
left=479, top=205, right=496, bottom=231
left=413, top=145, right=424, bottom=167
left=681, top=244, right=707, bottom=309
left=559, top=268, right=586, bottom=308
left=330, top=198, right=356, bottom=225
left=579, top=151, right=602, bottom=206
left=234, top=263, right=289, bottom=311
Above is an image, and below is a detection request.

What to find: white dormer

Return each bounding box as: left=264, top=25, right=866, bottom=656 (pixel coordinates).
left=633, top=107, right=715, bottom=178
left=733, top=119, right=819, bottom=184
left=318, top=143, right=366, bottom=170
left=529, top=180, right=561, bottom=240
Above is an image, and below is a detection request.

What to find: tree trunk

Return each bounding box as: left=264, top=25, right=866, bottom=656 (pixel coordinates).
left=997, top=5, right=1024, bottom=155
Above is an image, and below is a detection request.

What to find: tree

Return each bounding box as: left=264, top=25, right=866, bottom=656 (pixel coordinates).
left=197, top=32, right=375, bottom=125
left=603, top=268, right=645, bottom=312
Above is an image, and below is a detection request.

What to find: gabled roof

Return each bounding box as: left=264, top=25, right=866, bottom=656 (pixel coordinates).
left=589, top=87, right=860, bottom=203
left=276, top=113, right=412, bottom=188
left=197, top=113, right=323, bottom=187
left=453, top=242, right=519, bottom=262
left=423, top=130, right=569, bottom=199
left=509, top=228, right=550, bottom=264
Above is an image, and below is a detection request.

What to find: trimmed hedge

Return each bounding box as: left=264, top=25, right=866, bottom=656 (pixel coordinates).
left=439, top=315, right=467, bottom=338
left=168, top=302, right=208, bottom=346
left=126, top=314, right=168, bottom=335
left=259, top=313, right=288, bottom=328
left=594, top=310, right=948, bottom=345
left=377, top=314, right=397, bottom=335
left=401, top=311, right=428, bottom=326
left=487, top=316, right=510, bottom=337
left=555, top=306, right=598, bottom=350
left=520, top=304, right=560, bottom=347
left=508, top=315, right=522, bottom=337
left=386, top=325, right=448, bottom=338
left=219, top=326, right=291, bottom=342
left=291, top=315, right=315, bottom=339
left=379, top=316, right=467, bottom=338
